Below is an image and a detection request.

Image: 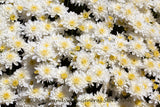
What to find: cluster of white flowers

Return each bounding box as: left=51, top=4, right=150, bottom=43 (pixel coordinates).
left=0, top=0, right=160, bottom=106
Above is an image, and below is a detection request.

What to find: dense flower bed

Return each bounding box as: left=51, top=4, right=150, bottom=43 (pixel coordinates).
left=0, top=0, right=160, bottom=106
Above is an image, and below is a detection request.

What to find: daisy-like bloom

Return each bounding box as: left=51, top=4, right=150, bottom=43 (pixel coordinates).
left=48, top=3, right=68, bottom=17
left=8, top=35, right=26, bottom=51
left=117, top=54, right=131, bottom=68
left=149, top=91, right=160, bottom=104
left=0, top=50, right=21, bottom=69
left=66, top=71, right=87, bottom=93
left=128, top=38, right=148, bottom=57
left=25, top=0, right=44, bottom=16
left=72, top=51, right=93, bottom=71
left=41, top=21, right=55, bottom=35
left=143, top=59, right=157, bottom=74
left=0, top=88, right=17, bottom=105
left=94, top=39, right=115, bottom=57
left=54, top=35, right=74, bottom=55
left=115, top=35, right=128, bottom=52
left=7, top=22, right=22, bottom=35
left=84, top=70, right=96, bottom=85
left=77, top=93, right=95, bottom=107
left=57, top=66, right=69, bottom=84
left=94, top=22, right=110, bottom=38
left=76, top=34, right=96, bottom=51
left=34, top=44, right=57, bottom=62
left=34, top=63, right=57, bottom=82
left=23, top=20, right=42, bottom=39
left=9, top=76, right=20, bottom=89
left=13, top=68, right=31, bottom=87
left=128, top=77, right=152, bottom=100
left=26, top=85, right=48, bottom=101
left=128, top=55, right=143, bottom=70
left=0, top=74, right=11, bottom=88
left=93, top=91, right=107, bottom=107
left=88, top=64, right=110, bottom=84
left=61, top=12, right=81, bottom=30
left=49, top=86, right=71, bottom=106
left=90, top=0, right=108, bottom=20
left=15, top=96, right=39, bottom=107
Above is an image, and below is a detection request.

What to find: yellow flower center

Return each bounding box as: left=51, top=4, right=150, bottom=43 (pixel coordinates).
left=12, top=80, right=19, bottom=87
left=73, top=77, right=80, bottom=84
left=32, top=88, right=39, bottom=94
left=128, top=73, right=135, bottom=80
left=69, top=20, right=76, bottom=27
left=40, top=49, right=49, bottom=56
left=6, top=53, right=14, bottom=61
left=3, top=92, right=10, bottom=100
left=31, top=5, right=38, bottom=12
left=97, top=6, right=104, bottom=12
left=53, top=6, right=61, bottom=13
left=84, top=101, right=91, bottom=107
left=61, top=73, right=68, bottom=79
left=57, top=92, right=64, bottom=99
left=117, top=79, right=124, bottom=86
left=44, top=67, right=50, bottom=74
left=85, top=76, right=92, bottom=82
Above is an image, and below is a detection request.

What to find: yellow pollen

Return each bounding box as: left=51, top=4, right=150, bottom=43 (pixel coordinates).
left=69, top=20, right=76, bottom=27
left=40, top=49, right=48, bottom=56
left=31, top=26, right=36, bottom=31
left=45, top=24, right=51, bottom=30
left=44, top=67, right=50, bottom=74
left=128, top=73, right=135, bottom=80
left=57, top=92, right=64, bottom=99
left=136, top=21, right=142, bottom=28
left=17, top=6, right=23, bottom=11
left=83, top=12, right=89, bottom=18
left=81, top=58, right=88, bottom=65
left=117, top=79, right=124, bottom=86
left=12, top=80, right=19, bottom=87
left=2, top=92, right=10, bottom=100
left=85, top=76, right=92, bottom=82
left=97, top=6, right=104, bottom=12
left=61, top=73, right=68, bottom=79
left=32, top=88, right=39, bottom=94
left=99, top=28, right=105, bottom=34
left=84, top=101, right=91, bottom=107
left=53, top=6, right=61, bottom=13
left=73, top=77, right=80, bottom=84
left=15, top=41, right=22, bottom=48
left=10, top=14, right=16, bottom=21
left=31, top=5, right=38, bottom=12
left=6, top=53, right=14, bottom=61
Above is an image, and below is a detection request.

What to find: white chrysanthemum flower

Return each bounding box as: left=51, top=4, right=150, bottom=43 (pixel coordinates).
left=25, top=0, right=44, bottom=16
left=88, top=64, right=110, bottom=84
left=66, top=71, right=87, bottom=93
left=16, top=96, right=39, bottom=107
left=54, top=35, right=74, bottom=54
left=23, top=20, right=42, bottom=39
left=13, top=68, right=31, bottom=87
left=117, top=54, right=131, bottom=68
left=128, top=38, right=148, bottom=57
left=0, top=75, right=11, bottom=88
left=49, top=86, right=71, bottom=106
left=0, top=89, right=17, bottom=105
left=94, top=22, right=110, bottom=38
left=57, top=66, right=69, bottom=84
left=77, top=93, right=95, bottom=107
left=128, top=78, right=151, bottom=100
left=35, top=63, right=57, bottom=82
left=33, top=45, right=57, bottom=62
left=143, top=59, right=157, bottom=74
left=94, top=39, right=115, bottom=57
left=48, top=3, right=68, bottom=17
left=115, top=36, right=128, bottom=52
left=26, top=85, right=48, bottom=101
left=93, top=91, right=107, bottom=107
left=149, top=91, right=160, bottom=104
left=8, top=35, right=26, bottom=51
left=41, top=21, right=55, bottom=35
left=76, top=34, right=96, bottom=51
left=61, top=12, right=81, bottom=29
left=73, top=51, right=93, bottom=71
left=0, top=50, right=21, bottom=69
left=90, top=0, right=108, bottom=20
